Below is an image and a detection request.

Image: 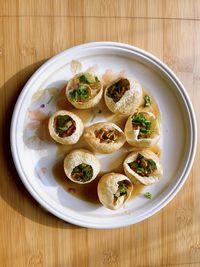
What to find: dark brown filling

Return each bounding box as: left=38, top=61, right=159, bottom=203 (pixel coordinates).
left=71, top=163, right=93, bottom=182
left=95, top=128, right=118, bottom=143
left=54, top=115, right=76, bottom=138
left=106, top=78, right=130, bottom=103
left=128, top=153, right=157, bottom=177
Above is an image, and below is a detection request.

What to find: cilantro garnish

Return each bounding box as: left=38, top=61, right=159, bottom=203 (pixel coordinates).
left=69, top=86, right=89, bottom=102
left=114, top=181, right=128, bottom=200
left=55, top=115, right=71, bottom=135
left=144, top=95, right=151, bottom=107
left=132, top=113, right=152, bottom=138
left=128, top=153, right=157, bottom=177
left=144, top=192, right=152, bottom=199
left=79, top=74, right=93, bottom=84
left=71, top=163, right=93, bottom=182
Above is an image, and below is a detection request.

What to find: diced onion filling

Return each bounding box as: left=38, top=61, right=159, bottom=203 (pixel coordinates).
left=106, top=78, right=130, bottom=103
left=95, top=128, right=118, bottom=143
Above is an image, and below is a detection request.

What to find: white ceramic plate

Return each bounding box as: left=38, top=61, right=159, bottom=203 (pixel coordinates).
left=10, top=42, right=197, bottom=229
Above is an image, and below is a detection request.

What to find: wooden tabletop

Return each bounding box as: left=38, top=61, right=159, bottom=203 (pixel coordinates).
left=0, top=1, right=200, bottom=266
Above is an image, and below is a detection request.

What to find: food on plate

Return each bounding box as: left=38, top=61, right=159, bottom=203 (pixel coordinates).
left=48, top=110, right=83, bottom=145
left=83, top=122, right=126, bottom=154
left=46, top=70, right=162, bottom=204
left=144, top=192, right=152, bottom=199
left=124, top=111, right=160, bottom=147
left=66, top=72, right=103, bottom=109
left=143, top=94, right=151, bottom=107
left=104, top=77, right=142, bottom=115
left=97, top=173, right=133, bottom=210
left=123, top=149, right=163, bottom=185
left=64, top=149, right=100, bottom=184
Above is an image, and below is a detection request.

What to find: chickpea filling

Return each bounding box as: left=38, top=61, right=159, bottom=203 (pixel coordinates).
left=69, top=73, right=100, bottom=102
left=54, top=115, right=76, bottom=138
left=132, top=113, right=152, bottom=139
left=71, top=163, right=93, bottom=182
left=106, top=78, right=130, bottom=103
left=95, top=128, right=118, bottom=143
left=128, top=153, right=157, bottom=177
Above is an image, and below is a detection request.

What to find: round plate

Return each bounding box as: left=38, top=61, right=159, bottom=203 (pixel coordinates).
left=10, top=42, right=197, bottom=229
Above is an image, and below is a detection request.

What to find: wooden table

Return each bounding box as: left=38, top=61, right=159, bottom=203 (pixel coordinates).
left=0, top=1, right=200, bottom=266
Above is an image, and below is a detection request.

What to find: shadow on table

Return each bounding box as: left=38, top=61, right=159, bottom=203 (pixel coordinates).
left=0, top=61, right=78, bottom=230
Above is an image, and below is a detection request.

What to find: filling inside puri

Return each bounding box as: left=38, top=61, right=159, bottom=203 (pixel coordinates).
left=106, top=78, right=130, bottom=103
left=131, top=112, right=153, bottom=139
left=95, top=127, right=119, bottom=144
left=54, top=114, right=76, bottom=138
left=71, top=163, right=93, bottom=182
left=113, top=180, right=130, bottom=204
left=68, top=73, right=101, bottom=103
left=128, top=153, right=157, bottom=177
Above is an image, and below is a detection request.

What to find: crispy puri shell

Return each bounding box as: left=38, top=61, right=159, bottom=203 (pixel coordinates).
left=66, top=72, right=103, bottom=109
left=48, top=110, right=83, bottom=145
left=123, top=149, right=163, bottom=185
left=124, top=111, right=160, bottom=147
left=83, top=122, right=126, bottom=154
left=97, top=173, right=133, bottom=210
left=63, top=149, right=100, bottom=184
left=104, top=77, right=142, bottom=115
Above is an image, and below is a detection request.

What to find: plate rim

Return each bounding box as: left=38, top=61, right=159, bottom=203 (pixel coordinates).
left=10, top=41, right=197, bottom=229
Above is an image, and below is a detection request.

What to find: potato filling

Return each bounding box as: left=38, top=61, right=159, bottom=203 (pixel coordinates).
left=128, top=153, right=157, bottom=177
left=106, top=78, right=130, bottom=103
left=54, top=115, right=76, bottom=138
left=95, top=128, right=118, bottom=143
left=132, top=113, right=152, bottom=139
left=71, top=163, right=93, bottom=182
left=69, top=73, right=100, bottom=102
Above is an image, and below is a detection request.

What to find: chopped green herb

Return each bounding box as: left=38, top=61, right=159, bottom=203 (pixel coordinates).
left=55, top=115, right=75, bottom=137
left=118, top=181, right=127, bottom=196
left=114, top=181, right=128, bottom=200
left=79, top=74, right=93, bottom=84
left=56, top=115, right=70, bottom=134
left=69, top=86, right=89, bottom=102
left=128, top=153, right=157, bottom=177
left=106, top=78, right=130, bottom=103
left=132, top=113, right=152, bottom=138
left=144, top=95, right=151, bottom=107
left=71, top=163, right=93, bottom=182
left=147, top=159, right=157, bottom=173
left=144, top=192, right=152, bottom=199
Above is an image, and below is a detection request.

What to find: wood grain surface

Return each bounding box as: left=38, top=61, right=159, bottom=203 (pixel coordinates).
left=0, top=1, right=200, bottom=266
